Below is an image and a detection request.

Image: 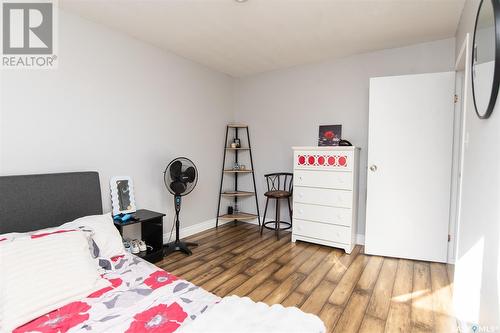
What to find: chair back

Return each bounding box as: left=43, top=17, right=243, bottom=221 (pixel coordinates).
left=264, top=173, right=293, bottom=193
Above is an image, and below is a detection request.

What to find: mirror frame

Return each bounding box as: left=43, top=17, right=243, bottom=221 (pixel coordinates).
left=110, top=176, right=137, bottom=216
left=472, top=0, right=500, bottom=119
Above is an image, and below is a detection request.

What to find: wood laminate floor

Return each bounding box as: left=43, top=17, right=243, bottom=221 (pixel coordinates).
left=157, top=223, right=456, bottom=333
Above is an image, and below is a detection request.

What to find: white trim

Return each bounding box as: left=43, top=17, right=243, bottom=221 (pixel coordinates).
left=356, top=233, right=365, bottom=245
left=456, top=319, right=469, bottom=333
left=162, top=218, right=231, bottom=243
left=448, top=33, right=470, bottom=264
left=163, top=217, right=367, bottom=246
left=244, top=218, right=260, bottom=225
left=455, top=35, right=468, bottom=70
left=253, top=219, right=365, bottom=245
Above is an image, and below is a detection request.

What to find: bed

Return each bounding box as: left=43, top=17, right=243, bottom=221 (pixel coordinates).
left=0, top=172, right=325, bottom=333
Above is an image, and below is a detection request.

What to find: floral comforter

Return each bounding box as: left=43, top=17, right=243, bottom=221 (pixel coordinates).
left=13, top=254, right=220, bottom=333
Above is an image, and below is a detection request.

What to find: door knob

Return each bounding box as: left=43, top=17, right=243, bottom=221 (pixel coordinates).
left=370, top=165, right=378, bottom=172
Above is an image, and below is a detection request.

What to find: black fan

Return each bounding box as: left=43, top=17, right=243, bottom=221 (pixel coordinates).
left=163, top=157, right=199, bottom=256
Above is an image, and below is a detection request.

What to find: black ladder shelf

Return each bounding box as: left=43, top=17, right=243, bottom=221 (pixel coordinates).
left=216, top=124, right=261, bottom=227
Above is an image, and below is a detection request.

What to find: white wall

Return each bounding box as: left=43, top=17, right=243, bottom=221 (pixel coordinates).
left=0, top=9, right=467, bottom=254
left=453, top=0, right=500, bottom=328
left=0, top=10, right=234, bottom=232
left=232, top=38, right=456, bottom=237
left=2, top=4, right=497, bottom=327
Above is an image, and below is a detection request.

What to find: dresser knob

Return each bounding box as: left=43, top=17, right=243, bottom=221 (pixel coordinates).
left=299, top=209, right=304, bottom=214
left=299, top=193, right=304, bottom=198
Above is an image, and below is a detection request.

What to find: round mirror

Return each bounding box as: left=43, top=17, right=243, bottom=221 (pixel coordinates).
left=472, top=0, right=500, bottom=119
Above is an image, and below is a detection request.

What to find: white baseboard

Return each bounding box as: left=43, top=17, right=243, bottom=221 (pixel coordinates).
left=456, top=318, right=470, bottom=333
left=244, top=219, right=260, bottom=225
left=163, top=217, right=367, bottom=246
left=356, top=234, right=365, bottom=245
left=162, top=218, right=231, bottom=243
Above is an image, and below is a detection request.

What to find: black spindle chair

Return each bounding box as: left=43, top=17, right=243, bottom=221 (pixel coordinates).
left=260, top=173, right=293, bottom=239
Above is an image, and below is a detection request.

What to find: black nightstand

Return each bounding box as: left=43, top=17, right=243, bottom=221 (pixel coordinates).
left=114, top=209, right=165, bottom=263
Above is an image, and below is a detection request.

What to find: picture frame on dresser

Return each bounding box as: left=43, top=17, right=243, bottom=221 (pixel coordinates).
left=318, top=124, right=342, bottom=146
left=292, top=146, right=360, bottom=254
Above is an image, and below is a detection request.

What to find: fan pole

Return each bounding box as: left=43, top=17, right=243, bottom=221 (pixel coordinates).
left=164, top=194, right=198, bottom=256
left=174, top=195, right=181, bottom=242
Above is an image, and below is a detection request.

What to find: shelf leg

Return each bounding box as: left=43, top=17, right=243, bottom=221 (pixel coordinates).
left=247, top=127, right=261, bottom=226
left=216, top=125, right=229, bottom=228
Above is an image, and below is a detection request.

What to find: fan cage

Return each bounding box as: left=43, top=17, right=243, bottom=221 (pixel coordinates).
left=164, top=157, right=198, bottom=196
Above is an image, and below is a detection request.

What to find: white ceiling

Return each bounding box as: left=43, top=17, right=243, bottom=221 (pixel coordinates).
left=60, top=0, right=465, bottom=77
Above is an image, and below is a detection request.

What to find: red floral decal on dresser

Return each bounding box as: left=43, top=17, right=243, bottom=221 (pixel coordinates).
left=297, top=154, right=348, bottom=167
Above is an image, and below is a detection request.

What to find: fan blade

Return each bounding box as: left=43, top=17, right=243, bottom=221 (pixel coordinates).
left=169, top=160, right=183, bottom=179
left=170, top=181, right=187, bottom=194
left=182, top=166, right=196, bottom=183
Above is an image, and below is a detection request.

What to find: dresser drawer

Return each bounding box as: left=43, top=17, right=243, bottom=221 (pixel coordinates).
left=294, top=186, right=352, bottom=208
left=294, top=150, right=354, bottom=171
left=293, top=218, right=351, bottom=244
left=294, top=202, right=352, bottom=227
left=294, top=170, right=352, bottom=190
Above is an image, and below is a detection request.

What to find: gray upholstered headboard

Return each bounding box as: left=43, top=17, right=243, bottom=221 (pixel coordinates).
left=0, top=172, right=103, bottom=233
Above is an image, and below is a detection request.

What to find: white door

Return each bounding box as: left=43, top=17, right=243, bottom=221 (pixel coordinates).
left=365, top=72, right=455, bottom=263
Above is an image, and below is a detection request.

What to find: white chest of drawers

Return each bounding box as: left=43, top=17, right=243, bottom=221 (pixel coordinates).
left=292, top=146, right=360, bottom=254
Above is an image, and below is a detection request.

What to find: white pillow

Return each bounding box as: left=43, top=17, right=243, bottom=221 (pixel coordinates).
left=1, top=227, right=100, bottom=259
left=62, top=213, right=125, bottom=258
left=0, top=230, right=110, bottom=332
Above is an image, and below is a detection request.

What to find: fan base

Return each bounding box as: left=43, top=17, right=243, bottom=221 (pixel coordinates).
left=163, top=241, right=198, bottom=256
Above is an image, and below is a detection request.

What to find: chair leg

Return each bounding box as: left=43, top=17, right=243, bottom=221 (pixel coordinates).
left=287, top=197, right=292, bottom=224
left=276, top=199, right=281, bottom=240
left=261, top=197, right=269, bottom=235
